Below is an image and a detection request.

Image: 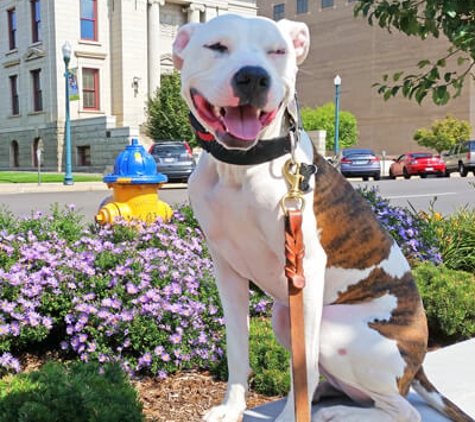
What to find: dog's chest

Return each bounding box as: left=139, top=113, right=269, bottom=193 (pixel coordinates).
left=188, top=155, right=325, bottom=302
left=189, top=160, right=294, bottom=297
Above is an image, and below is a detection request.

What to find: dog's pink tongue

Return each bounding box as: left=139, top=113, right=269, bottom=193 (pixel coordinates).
left=223, top=105, right=262, bottom=141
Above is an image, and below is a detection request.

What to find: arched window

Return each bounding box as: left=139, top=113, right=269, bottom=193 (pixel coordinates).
left=10, top=140, right=19, bottom=168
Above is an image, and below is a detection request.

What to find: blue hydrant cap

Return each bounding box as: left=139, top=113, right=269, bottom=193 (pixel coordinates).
left=103, top=138, right=168, bottom=184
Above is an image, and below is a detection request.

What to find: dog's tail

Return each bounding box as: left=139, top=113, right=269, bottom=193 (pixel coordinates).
left=411, top=366, right=474, bottom=422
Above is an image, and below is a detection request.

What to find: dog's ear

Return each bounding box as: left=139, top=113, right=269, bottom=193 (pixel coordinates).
left=172, top=23, right=200, bottom=70
left=277, top=19, right=310, bottom=65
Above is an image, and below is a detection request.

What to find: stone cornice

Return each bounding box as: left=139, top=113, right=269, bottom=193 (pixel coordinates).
left=4, top=59, right=20, bottom=68
left=74, top=51, right=107, bottom=60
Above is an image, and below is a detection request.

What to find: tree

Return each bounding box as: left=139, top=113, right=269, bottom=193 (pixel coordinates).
left=145, top=72, right=196, bottom=147
left=354, top=0, right=475, bottom=105
left=301, top=103, right=359, bottom=151
left=413, top=114, right=471, bottom=154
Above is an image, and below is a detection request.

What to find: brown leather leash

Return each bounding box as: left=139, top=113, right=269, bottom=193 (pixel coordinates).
left=282, top=159, right=311, bottom=422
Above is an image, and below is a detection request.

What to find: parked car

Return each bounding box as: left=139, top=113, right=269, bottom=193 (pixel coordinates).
left=444, top=140, right=475, bottom=177
left=389, top=152, right=445, bottom=179
left=334, top=148, right=381, bottom=181
left=148, top=140, right=196, bottom=183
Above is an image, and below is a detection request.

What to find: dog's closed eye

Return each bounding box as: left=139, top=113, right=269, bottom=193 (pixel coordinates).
left=269, top=48, right=286, bottom=56
left=205, top=42, right=228, bottom=53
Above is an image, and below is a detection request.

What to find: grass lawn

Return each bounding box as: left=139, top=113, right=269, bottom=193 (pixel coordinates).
left=0, top=171, right=103, bottom=184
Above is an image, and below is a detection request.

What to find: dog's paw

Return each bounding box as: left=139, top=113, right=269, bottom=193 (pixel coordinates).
left=203, top=404, right=245, bottom=422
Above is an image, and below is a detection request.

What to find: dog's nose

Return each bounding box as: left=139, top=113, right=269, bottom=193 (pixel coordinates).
left=232, top=66, right=270, bottom=108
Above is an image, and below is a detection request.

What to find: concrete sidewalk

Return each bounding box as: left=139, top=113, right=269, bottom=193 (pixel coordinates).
left=244, top=339, right=475, bottom=421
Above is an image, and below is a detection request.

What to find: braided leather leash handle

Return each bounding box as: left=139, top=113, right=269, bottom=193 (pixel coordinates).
left=285, top=209, right=310, bottom=422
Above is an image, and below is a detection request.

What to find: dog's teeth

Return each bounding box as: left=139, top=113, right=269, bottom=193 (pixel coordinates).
left=212, top=106, right=222, bottom=117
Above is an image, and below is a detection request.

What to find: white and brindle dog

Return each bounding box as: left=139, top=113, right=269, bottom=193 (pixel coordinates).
left=172, top=14, right=473, bottom=422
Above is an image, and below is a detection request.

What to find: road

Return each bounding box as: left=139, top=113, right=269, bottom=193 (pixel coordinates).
left=353, top=176, right=475, bottom=216
left=0, top=176, right=473, bottom=223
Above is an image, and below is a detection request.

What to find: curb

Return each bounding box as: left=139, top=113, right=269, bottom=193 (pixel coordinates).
left=0, top=182, right=187, bottom=194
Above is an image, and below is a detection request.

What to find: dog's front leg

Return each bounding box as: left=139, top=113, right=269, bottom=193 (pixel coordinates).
left=204, top=259, right=250, bottom=422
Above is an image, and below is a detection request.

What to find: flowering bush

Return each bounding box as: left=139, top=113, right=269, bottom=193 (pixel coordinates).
left=0, top=204, right=274, bottom=379
left=0, top=205, right=224, bottom=378
left=419, top=204, right=475, bottom=273
left=357, top=186, right=442, bottom=264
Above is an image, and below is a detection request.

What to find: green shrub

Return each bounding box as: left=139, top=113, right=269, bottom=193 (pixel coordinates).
left=413, top=261, right=475, bottom=343
left=0, top=361, right=144, bottom=422
left=248, top=318, right=290, bottom=396
left=209, top=317, right=290, bottom=397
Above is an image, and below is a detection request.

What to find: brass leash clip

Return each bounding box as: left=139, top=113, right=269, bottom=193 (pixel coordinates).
left=281, top=159, right=305, bottom=215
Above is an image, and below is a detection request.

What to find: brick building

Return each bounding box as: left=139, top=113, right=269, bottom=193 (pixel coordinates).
left=257, top=0, right=475, bottom=156
left=0, top=0, right=256, bottom=173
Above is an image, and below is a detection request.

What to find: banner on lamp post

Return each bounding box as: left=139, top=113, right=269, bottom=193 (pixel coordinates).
left=69, top=68, right=79, bottom=101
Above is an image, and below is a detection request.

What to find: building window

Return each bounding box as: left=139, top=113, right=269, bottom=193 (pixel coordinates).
left=77, top=146, right=91, bottom=166
left=80, top=0, right=97, bottom=40
left=31, top=0, right=41, bottom=43
left=273, top=4, right=285, bottom=21
left=8, top=8, right=17, bottom=50
left=11, top=141, right=20, bottom=168
left=297, top=0, right=308, bottom=14
left=322, top=0, right=334, bottom=8
left=10, top=75, right=19, bottom=115
left=82, top=68, right=99, bottom=110
left=31, top=69, right=43, bottom=112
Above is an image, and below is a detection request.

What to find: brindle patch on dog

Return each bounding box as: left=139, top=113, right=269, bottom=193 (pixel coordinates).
left=312, top=154, right=393, bottom=270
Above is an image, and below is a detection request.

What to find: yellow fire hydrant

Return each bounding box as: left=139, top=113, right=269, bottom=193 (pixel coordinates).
left=95, top=138, right=173, bottom=225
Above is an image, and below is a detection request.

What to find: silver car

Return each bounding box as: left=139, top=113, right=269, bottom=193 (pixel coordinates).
left=149, top=140, right=196, bottom=183
left=334, top=148, right=381, bottom=181
left=444, top=140, right=475, bottom=177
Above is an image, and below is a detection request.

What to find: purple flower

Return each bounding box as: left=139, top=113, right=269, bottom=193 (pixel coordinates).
left=138, top=353, right=152, bottom=367
left=169, top=333, right=182, bottom=344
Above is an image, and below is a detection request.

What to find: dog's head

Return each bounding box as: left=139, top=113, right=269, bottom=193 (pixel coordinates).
left=173, top=14, right=310, bottom=150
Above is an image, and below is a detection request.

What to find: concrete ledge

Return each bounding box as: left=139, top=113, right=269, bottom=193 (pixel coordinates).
left=244, top=339, right=475, bottom=421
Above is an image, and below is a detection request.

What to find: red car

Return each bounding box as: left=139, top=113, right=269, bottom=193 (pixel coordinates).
left=389, top=151, right=446, bottom=179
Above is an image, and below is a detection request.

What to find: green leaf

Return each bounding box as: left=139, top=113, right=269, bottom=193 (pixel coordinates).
left=383, top=89, right=393, bottom=101
left=393, top=71, right=404, bottom=81
left=436, top=58, right=446, bottom=67
left=418, top=60, right=431, bottom=69
left=433, top=86, right=450, bottom=106
left=415, top=86, right=428, bottom=104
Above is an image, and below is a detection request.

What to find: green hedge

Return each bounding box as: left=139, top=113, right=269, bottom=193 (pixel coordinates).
left=0, top=361, right=144, bottom=422
left=413, top=261, right=475, bottom=344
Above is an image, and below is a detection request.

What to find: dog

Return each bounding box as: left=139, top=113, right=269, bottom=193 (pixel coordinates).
left=172, top=14, right=474, bottom=422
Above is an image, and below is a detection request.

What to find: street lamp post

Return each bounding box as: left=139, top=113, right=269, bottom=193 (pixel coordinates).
left=334, top=75, right=341, bottom=156
left=62, top=41, right=74, bottom=185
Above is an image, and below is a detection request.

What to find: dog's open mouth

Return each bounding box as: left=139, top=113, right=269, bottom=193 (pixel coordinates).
left=191, top=89, right=278, bottom=146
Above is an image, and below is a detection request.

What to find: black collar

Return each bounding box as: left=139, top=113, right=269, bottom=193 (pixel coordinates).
left=189, top=112, right=292, bottom=166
